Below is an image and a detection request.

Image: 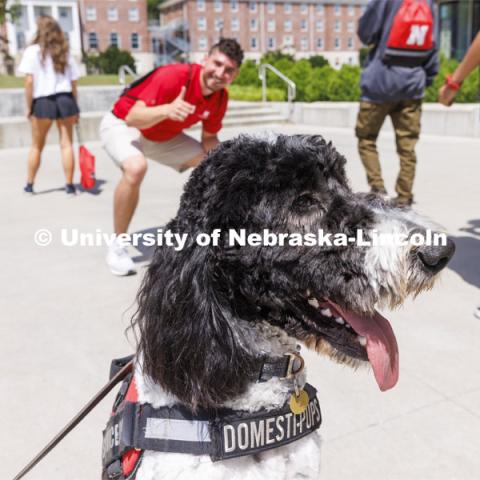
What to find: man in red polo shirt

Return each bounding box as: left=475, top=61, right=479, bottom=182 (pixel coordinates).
left=100, top=38, right=243, bottom=276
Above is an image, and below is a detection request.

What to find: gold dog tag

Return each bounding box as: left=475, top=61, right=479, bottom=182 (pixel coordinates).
left=289, top=390, right=309, bottom=415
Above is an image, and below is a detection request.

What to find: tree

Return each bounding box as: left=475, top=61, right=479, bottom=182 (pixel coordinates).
left=147, top=0, right=164, bottom=20
left=0, top=0, right=20, bottom=74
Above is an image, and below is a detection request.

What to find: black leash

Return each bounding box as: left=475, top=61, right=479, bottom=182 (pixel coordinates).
left=12, top=359, right=134, bottom=480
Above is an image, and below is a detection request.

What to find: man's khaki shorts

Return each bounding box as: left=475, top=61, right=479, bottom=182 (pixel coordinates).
left=99, top=112, right=204, bottom=171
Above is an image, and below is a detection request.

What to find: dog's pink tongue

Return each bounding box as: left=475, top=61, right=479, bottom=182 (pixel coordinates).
left=326, top=300, right=399, bottom=391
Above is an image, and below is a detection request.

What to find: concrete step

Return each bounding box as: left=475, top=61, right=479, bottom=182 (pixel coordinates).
left=0, top=108, right=288, bottom=149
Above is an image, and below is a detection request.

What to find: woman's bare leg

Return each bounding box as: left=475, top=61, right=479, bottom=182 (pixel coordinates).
left=27, top=117, right=53, bottom=184
left=56, top=116, right=76, bottom=185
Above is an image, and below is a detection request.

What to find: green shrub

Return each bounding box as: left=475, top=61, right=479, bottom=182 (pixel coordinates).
left=84, top=46, right=136, bottom=75
left=305, top=65, right=335, bottom=101
left=228, top=85, right=286, bottom=101
left=288, top=59, right=313, bottom=101
left=308, top=55, right=329, bottom=69
left=234, top=59, right=261, bottom=87
left=326, top=65, right=361, bottom=101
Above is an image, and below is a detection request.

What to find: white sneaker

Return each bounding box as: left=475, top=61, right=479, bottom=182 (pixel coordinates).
left=106, top=241, right=136, bottom=276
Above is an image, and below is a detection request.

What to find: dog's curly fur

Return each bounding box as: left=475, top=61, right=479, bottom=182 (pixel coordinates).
left=131, top=134, right=454, bottom=479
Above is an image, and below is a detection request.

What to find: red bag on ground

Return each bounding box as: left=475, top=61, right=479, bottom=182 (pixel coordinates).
left=76, top=124, right=96, bottom=189
left=383, top=0, right=434, bottom=67
left=79, top=145, right=96, bottom=189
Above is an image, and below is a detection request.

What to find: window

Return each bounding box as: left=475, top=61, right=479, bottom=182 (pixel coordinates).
left=251, top=37, right=257, bottom=49
left=231, top=17, right=239, bottom=31
left=334, top=5, right=341, bottom=16
left=300, top=3, right=308, bottom=14
left=249, top=2, right=257, bottom=12
left=283, top=35, right=293, bottom=47
left=316, top=20, right=324, bottom=32
left=348, top=5, right=354, bottom=16
left=86, top=6, right=96, bottom=21
left=250, top=18, right=258, bottom=31
left=197, top=0, right=205, bottom=12
left=267, top=19, right=275, bottom=32
left=334, top=37, right=341, bottom=49
left=59, top=6, right=73, bottom=32
left=301, top=19, right=307, bottom=31
left=129, top=8, right=139, bottom=21
left=230, top=0, right=238, bottom=12
left=348, top=20, right=354, bottom=32
left=110, top=32, right=119, bottom=47
left=300, top=37, right=308, bottom=51
left=284, top=3, right=292, bottom=14
left=214, top=0, right=222, bottom=12
left=316, top=4, right=324, bottom=15
left=88, top=32, right=98, bottom=49
left=198, top=17, right=206, bottom=30
left=131, top=33, right=140, bottom=50
left=198, top=35, right=207, bottom=50
left=34, top=6, right=52, bottom=18
left=215, top=17, right=223, bottom=31
left=108, top=7, right=118, bottom=21
left=267, top=2, right=275, bottom=13
left=334, top=20, right=341, bottom=32
left=268, top=37, right=275, bottom=49
left=284, top=20, right=292, bottom=32
left=347, top=37, right=354, bottom=49
left=317, top=37, right=324, bottom=49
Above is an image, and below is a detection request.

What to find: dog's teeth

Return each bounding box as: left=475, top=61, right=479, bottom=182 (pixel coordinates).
left=306, top=289, right=311, bottom=297
left=357, top=336, right=367, bottom=346
left=320, top=308, right=332, bottom=317
left=345, top=323, right=351, bottom=329
left=308, top=298, right=320, bottom=308
left=334, top=316, right=345, bottom=325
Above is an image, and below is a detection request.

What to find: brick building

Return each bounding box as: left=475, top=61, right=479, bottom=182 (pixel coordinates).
left=78, top=0, right=154, bottom=72
left=155, top=0, right=368, bottom=67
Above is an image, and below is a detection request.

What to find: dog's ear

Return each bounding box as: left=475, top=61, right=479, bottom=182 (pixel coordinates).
left=134, top=239, right=256, bottom=409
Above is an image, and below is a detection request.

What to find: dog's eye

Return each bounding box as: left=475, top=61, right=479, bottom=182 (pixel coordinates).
left=292, top=194, right=319, bottom=212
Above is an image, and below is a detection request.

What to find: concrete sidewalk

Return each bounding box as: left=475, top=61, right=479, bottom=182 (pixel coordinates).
left=1, top=125, right=479, bottom=480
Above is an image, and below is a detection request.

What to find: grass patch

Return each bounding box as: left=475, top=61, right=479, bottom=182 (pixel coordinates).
left=229, top=85, right=286, bottom=101
left=0, top=74, right=134, bottom=89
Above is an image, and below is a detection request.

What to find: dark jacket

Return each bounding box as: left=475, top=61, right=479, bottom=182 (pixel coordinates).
left=358, top=0, right=439, bottom=103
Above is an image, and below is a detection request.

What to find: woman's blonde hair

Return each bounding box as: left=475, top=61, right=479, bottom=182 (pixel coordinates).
left=32, top=15, right=69, bottom=74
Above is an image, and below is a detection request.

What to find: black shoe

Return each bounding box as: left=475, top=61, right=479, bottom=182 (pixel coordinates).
left=65, top=183, right=76, bottom=195
left=391, top=196, right=413, bottom=208
left=23, top=183, right=34, bottom=195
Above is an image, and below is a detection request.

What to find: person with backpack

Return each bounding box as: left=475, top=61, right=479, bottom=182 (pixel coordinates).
left=355, top=0, right=439, bottom=207
left=100, top=38, right=243, bottom=276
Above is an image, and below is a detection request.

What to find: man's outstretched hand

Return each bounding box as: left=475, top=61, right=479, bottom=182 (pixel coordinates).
left=167, top=86, right=195, bottom=122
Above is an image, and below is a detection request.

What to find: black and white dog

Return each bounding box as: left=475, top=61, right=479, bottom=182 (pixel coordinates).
left=125, top=134, right=454, bottom=479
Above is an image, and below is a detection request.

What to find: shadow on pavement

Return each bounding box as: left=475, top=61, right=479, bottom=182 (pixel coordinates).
left=34, top=179, right=107, bottom=196
left=448, top=219, right=480, bottom=289
left=131, top=226, right=165, bottom=264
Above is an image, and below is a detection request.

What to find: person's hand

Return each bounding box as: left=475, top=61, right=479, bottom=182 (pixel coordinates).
left=438, top=84, right=457, bottom=106
left=166, top=86, right=195, bottom=122
left=26, top=107, right=32, bottom=120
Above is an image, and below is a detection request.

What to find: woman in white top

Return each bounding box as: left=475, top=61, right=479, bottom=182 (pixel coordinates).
left=18, top=15, right=80, bottom=195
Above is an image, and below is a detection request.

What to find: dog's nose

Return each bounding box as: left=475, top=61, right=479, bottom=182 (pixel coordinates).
left=417, top=237, right=456, bottom=274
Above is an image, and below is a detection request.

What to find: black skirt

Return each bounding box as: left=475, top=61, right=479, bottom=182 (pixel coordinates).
left=31, top=92, right=80, bottom=119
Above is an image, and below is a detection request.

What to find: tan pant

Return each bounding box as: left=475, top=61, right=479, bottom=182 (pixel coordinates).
left=355, top=99, right=422, bottom=201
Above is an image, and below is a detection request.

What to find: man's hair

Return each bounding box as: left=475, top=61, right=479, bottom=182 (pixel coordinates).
left=209, top=38, right=244, bottom=67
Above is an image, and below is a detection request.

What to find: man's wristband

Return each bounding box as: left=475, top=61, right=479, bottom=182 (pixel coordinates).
left=445, top=75, right=462, bottom=91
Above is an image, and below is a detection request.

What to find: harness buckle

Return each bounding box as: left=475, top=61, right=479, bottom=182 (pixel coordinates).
left=284, top=351, right=305, bottom=379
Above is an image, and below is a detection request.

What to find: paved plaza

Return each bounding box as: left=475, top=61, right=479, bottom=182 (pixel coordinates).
left=1, top=123, right=480, bottom=480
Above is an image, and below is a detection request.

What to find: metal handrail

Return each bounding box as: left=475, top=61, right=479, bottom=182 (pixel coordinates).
left=118, top=65, right=139, bottom=85
left=258, top=63, right=296, bottom=120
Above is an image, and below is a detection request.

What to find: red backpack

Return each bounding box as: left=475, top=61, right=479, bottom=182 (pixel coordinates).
left=383, top=0, right=434, bottom=67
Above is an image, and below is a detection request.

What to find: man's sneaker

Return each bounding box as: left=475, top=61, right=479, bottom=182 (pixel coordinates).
left=23, top=183, right=34, bottom=195
left=106, top=241, right=137, bottom=276
left=474, top=305, right=480, bottom=320
left=391, top=196, right=413, bottom=208
left=65, top=183, right=76, bottom=195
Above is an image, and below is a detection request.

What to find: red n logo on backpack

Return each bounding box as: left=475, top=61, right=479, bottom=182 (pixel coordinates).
left=383, top=0, right=434, bottom=67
